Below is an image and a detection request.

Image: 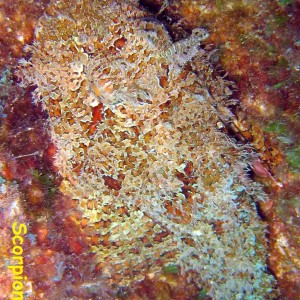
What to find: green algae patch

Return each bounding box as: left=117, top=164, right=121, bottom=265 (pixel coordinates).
left=278, top=0, right=294, bottom=6
left=197, top=289, right=208, bottom=300
left=286, top=146, right=300, bottom=169
left=163, top=264, right=179, bottom=275
left=264, top=122, right=287, bottom=135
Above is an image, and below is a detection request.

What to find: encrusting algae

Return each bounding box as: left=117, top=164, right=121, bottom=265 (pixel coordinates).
left=17, top=0, right=279, bottom=298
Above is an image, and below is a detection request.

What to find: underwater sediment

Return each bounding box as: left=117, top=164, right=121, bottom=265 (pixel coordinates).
left=16, top=0, right=280, bottom=298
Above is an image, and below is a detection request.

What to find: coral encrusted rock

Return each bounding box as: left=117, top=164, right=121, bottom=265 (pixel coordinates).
left=17, top=0, right=279, bottom=298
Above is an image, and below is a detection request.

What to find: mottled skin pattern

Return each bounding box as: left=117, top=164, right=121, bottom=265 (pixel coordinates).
left=17, top=0, right=279, bottom=298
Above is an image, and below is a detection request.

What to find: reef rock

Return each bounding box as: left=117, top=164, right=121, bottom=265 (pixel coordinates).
left=17, top=0, right=278, bottom=298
